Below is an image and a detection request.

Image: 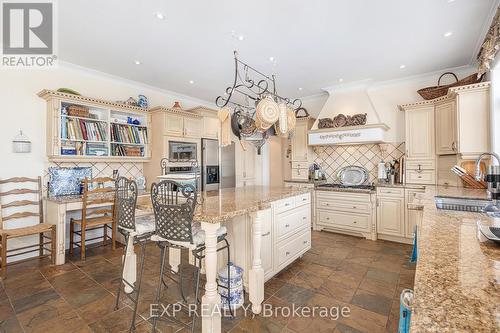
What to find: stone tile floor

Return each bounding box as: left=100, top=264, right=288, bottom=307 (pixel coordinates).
left=0, top=231, right=415, bottom=333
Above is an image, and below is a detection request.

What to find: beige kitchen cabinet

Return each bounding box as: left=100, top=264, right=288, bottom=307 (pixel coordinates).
left=405, top=189, right=424, bottom=238
left=290, top=117, right=315, bottom=180
left=164, top=112, right=184, bottom=137
left=183, top=117, right=202, bottom=138
left=291, top=120, right=308, bottom=161
left=376, top=191, right=405, bottom=237
left=435, top=99, right=456, bottom=155
left=202, top=116, right=219, bottom=139
left=400, top=103, right=436, bottom=185
left=236, top=144, right=256, bottom=187
left=404, top=105, right=435, bottom=159
left=449, top=83, right=491, bottom=159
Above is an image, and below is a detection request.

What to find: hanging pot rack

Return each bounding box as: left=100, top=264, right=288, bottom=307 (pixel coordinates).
left=215, top=51, right=303, bottom=116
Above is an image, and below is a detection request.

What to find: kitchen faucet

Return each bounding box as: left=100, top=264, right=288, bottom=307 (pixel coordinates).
left=475, top=152, right=500, bottom=208
left=475, top=152, right=500, bottom=181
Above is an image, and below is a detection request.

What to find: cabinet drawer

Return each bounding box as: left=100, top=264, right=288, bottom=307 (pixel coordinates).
left=277, top=228, right=311, bottom=269
left=406, top=159, right=436, bottom=170
left=295, top=193, right=311, bottom=207
left=317, top=198, right=370, bottom=214
left=316, top=191, right=371, bottom=203
left=274, top=197, right=295, bottom=213
left=291, top=168, right=309, bottom=180
left=406, top=170, right=436, bottom=184
left=291, top=161, right=309, bottom=169
left=276, top=206, right=310, bottom=241
left=317, top=210, right=369, bottom=231
left=377, top=187, right=404, bottom=198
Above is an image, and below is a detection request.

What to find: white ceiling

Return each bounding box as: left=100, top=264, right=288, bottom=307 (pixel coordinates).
left=58, top=0, right=497, bottom=104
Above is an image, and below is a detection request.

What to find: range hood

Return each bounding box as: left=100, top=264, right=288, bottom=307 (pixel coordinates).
left=308, top=123, right=390, bottom=146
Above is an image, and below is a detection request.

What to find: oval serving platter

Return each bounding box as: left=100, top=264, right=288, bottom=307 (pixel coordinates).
left=337, top=165, right=369, bottom=186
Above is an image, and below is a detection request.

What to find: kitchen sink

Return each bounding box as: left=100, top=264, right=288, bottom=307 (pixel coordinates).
left=434, top=196, right=492, bottom=213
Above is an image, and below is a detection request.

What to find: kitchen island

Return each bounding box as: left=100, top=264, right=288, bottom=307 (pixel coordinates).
left=129, top=186, right=313, bottom=333
left=410, top=186, right=500, bottom=332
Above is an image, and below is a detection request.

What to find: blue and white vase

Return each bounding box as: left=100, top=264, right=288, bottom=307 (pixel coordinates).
left=137, top=94, right=148, bottom=108
left=217, top=262, right=244, bottom=310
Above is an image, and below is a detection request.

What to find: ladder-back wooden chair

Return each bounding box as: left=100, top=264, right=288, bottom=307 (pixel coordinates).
left=70, top=177, right=116, bottom=260
left=0, top=177, right=56, bottom=278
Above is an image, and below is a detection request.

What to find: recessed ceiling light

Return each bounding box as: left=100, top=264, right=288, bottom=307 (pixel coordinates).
left=237, top=35, right=244, bottom=41
left=269, top=56, right=275, bottom=62
left=298, top=87, right=303, bottom=91
left=444, top=31, right=453, bottom=37
left=338, top=78, right=344, bottom=83
left=134, top=60, right=141, bottom=65
left=189, top=80, right=194, bottom=84
left=154, top=12, right=165, bottom=20
left=399, top=64, right=406, bottom=69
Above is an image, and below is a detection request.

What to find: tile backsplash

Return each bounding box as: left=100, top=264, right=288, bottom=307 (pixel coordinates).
left=313, top=142, right=405, bottom=182
left=43, top=162, right=144, bottom=192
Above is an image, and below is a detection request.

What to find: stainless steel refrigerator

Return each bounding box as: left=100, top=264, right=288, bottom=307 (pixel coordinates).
left=201, top=139, right=235, bottom=191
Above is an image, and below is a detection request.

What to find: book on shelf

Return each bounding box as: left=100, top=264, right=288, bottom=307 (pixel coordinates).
left=62, top=118, right=107, bottom=142
left=112, top=144, right=144, bottom=157
left=110, top=123, right=148, bottom=144
left=86, top=143, right=108, bottom=156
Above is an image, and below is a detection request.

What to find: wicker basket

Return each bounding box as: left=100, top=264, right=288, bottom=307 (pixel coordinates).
left=417, top=72, right=483, bottom=100
left=67, top=105, right=90, bottom=118
left=124, top=146, right=142, bottom=157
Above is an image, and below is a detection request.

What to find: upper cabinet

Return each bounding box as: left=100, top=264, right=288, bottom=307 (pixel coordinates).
left=164, top=113, right=184, bottom=137
left=450, top=83, right=491, bottom=159
left=290, top=117, right=315, bottom=180
left=183, top=117, right=202, bottom=138
left=404, top=105, right=435, bottom=160
left=435, top=99, right=456, bottom=155
left=187, top=106, right=219, bottom=139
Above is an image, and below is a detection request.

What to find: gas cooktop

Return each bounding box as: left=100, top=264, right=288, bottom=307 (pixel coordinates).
left=317, top=183, right=375, bottom=190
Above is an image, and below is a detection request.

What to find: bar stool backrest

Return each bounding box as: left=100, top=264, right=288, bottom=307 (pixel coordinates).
left=115, top=177, right=138, bottom=231
left=150, top=180, right=197, bottom=244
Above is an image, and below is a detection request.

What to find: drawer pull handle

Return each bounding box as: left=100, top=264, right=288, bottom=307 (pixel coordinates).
left=353, top=221, right=357, bottom=224
left=352, top=206, right=357, bottom=209
left=285, top=224, right=290, bottom=227
left=303, top=240, right=308, bottom=244
left=302, top=216, right=306, bottom=220
left=302, top=198, right=307, bottom=201
left=285, top=203, right=290, bottom=206
left=286, top=251, right=290, bottom=256
left=326, top=217, right=330, bottom=220
left=262, top=232, right=271, bottom=237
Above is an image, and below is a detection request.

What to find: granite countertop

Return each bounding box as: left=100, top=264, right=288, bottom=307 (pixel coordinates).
left=45, top=190, right=149, bottom=204
left=284, top=179, right=327, bottom=184
left=410, top=185, right=500, bottom=332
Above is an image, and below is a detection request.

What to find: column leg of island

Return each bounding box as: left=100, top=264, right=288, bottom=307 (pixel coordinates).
left=201, top=221, right=222, bottom=333
left=122, top=233, right=136, bottom=293
left=169, top=248, right=181, bottom=273
left=249, top=211, right=264, bottom=314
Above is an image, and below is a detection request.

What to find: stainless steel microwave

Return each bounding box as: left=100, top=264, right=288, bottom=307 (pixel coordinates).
left=168, top=141, right=197, bottom=162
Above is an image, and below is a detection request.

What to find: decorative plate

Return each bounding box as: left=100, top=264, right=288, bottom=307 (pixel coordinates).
left=48, top=167, right=92, bottom=197
left=337, top=166, right=369, bottom=186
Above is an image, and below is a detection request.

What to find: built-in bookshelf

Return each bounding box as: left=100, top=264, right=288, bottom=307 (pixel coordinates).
left=38, top=90, right=151, bottom=162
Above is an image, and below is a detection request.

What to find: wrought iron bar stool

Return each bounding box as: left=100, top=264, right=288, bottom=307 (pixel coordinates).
left=113, top=177, right=155, bottom=332
left=150, top=180, right=233, bottom=333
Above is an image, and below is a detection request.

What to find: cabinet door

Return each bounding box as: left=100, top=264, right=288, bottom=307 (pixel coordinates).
left=291, top=121, right=308, bottom=161
left=435, top=101, right=456, bottom=155
left=405, top=106, right=435, bottom=159
left=165, top=113, right=184, bottom=137
left=377, top=196, right=404, bottom=237
left=456, top=89, right=490, bottom=157
left=405, top=190, right=420, bottom=238
left=244, top=148, right=255, bottom=180
left=202, top=117, right=219, bottom=139
left=184, top=117, right=202, bottom=138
